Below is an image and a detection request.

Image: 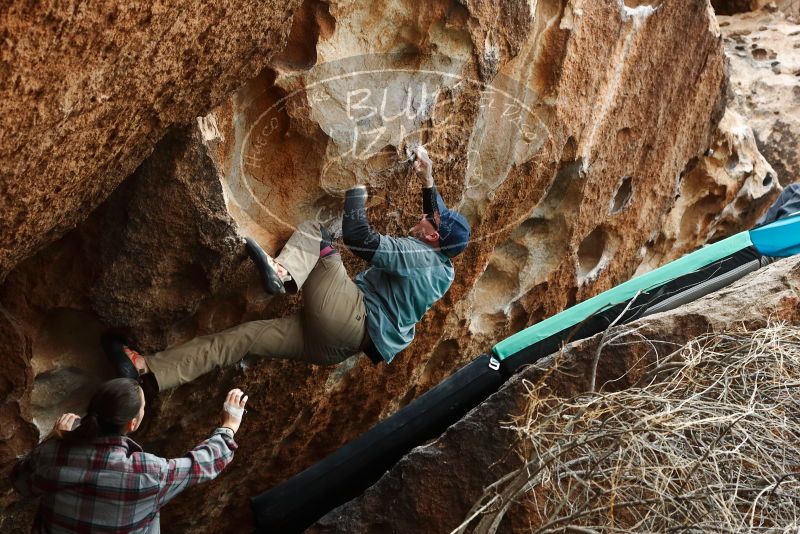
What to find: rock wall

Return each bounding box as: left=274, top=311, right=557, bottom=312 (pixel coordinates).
left=718, top=7, right=800, bottom=187
left=634, top=108, right=777, bottom=273
left=313, top=256, right=800, bottom=532
left=0, top=0, right=785, bottom=532
left=633, top=0, right=800, bottom=272
left=0, top=0, right=301, bottom=280
left=712, top=0, right=800, bottom=16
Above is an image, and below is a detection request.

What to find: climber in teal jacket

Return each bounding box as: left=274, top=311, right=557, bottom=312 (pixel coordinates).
left=105, top=146, right=471, bottom=391
left=341, top=147, right=470, bottom=363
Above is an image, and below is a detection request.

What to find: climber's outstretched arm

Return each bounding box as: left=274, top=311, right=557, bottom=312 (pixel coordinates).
left=342, top=186, right=381, bottom=262
left=414, top=146, right=445, bottom=225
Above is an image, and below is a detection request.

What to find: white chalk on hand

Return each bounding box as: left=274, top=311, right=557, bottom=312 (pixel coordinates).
left=223, top=403, right=245, bottom=418
left=405, top=142, right=421, bottom=161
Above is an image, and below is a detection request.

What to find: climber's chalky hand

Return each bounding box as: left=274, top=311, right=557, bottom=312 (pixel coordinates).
left=413, top=145, right=433, bottom=186
left=221, top=388, right=248, bottom=434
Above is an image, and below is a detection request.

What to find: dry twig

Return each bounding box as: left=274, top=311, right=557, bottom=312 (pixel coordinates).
left=454, top=321, right=800, bottom=533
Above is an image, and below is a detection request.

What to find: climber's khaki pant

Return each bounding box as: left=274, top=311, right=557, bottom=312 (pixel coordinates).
left=145, top=221, right=367, bottom=391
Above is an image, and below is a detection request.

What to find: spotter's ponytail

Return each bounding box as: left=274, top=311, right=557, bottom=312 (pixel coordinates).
left=63, top=378, right=142, bottom=445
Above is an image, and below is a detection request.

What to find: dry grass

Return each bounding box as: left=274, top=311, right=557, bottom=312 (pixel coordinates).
left=454, top=321, right=800, bottom=533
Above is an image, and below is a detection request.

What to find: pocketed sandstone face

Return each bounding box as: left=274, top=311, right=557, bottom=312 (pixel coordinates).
left=128, top=1, right=735, bottom=529
left=717, top=7, right=800, bottom=188
left=198, top=0, right=741, bottom=378
left=633, top=109, right=779, bottom=275
left=631, top=4, right=800, bottom=275
left=1, top=0, right=781, bottom=532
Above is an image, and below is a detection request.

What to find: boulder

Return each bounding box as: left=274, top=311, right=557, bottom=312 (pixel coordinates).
left=0, top=0, right=301, bottom=280
left=635, top=108, right=777, bottom=273
left=0, top=0, right=783, bottom=532
left=718, top=7, right=800, bottom=186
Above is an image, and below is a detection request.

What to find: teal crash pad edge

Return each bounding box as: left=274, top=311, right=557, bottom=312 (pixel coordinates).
left=749, top=214, right=800, bottom=258
left=492, top=230, right=753, bottom=360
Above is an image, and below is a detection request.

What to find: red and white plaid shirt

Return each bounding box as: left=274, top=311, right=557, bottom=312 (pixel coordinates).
left=10, top=428, right=237, bottom=533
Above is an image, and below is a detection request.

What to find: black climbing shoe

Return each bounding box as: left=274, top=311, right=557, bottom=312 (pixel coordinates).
left=101, top=332, right=142, bottom=382
left=245, top=237, right=286, bottom=295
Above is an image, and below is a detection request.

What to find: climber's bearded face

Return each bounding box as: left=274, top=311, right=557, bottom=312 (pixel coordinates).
left=409, top=214, right=440, bottom=246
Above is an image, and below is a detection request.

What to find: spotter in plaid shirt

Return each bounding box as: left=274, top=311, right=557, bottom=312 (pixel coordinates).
left=9, top=381, right=247, bottom=533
